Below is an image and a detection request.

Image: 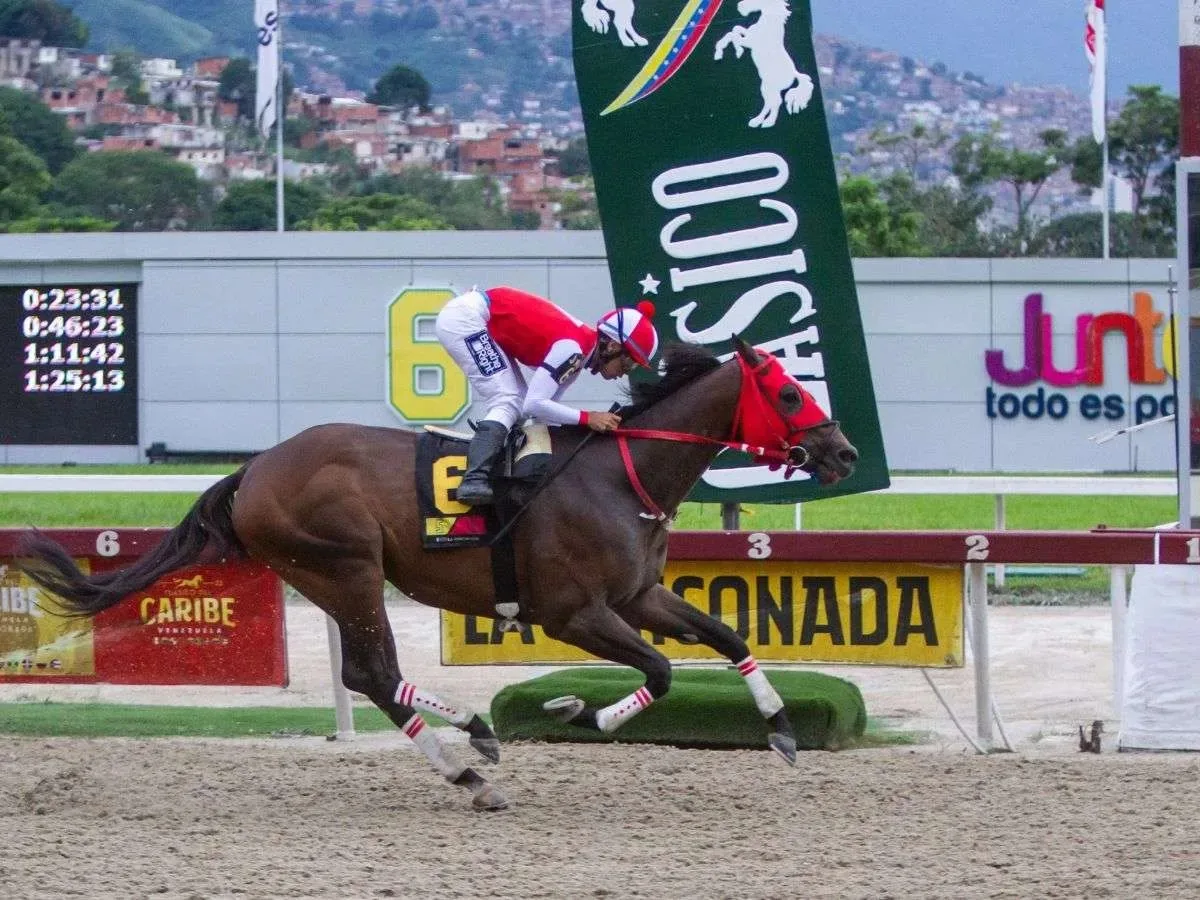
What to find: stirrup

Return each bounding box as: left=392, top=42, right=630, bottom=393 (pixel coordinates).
left=456, top=478, right=494, bottom=506
left=494, top=601, right=524, bottom=632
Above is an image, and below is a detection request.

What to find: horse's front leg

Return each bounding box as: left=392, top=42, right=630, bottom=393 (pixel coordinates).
left=581, top=0, right=610, bottom=34
left=713, top=27, right=746, bottom=60
left=618, top=584, right=798, bottom=765
left=540, top=600, right=672, bottom=734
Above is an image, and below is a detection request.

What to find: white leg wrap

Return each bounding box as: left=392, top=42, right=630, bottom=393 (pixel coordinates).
left=401, top=715, right=467, bottom=781
left=737, top=656, right=784, bottom=718
left=395, top=680, right=472, bottom=727
left=595, top=686, right=654, bottom=733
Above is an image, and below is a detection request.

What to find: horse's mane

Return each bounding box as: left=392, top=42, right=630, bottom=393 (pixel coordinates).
left=622, top=342, right=722, bottom=417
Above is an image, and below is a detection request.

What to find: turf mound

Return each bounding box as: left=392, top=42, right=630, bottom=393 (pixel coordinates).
left=491, top=666, right=866, bottom=751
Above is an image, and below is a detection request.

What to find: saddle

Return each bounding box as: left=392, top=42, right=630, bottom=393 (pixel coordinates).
left=415, top=424, right=552, bottom=630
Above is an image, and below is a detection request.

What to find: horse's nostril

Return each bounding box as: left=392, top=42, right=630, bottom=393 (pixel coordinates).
left=840, top=447, right=859, bottom=465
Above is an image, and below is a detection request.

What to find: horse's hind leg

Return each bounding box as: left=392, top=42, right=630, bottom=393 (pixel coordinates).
left=619, top=584, right=798, bottom=765
left=541, top=601, right=673, bottom=733
left=283, top=564, right=509, bottom=810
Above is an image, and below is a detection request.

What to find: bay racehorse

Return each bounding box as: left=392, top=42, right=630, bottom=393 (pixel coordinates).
left=18, top=338, right=858, bottom=811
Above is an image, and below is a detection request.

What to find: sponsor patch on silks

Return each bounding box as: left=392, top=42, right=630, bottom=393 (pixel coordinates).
left=544, top=352, right=583, bottom=384
left=466, top=330, right=507, bottom=377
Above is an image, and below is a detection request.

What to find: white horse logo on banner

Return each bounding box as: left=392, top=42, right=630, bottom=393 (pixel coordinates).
left=581, top=0, right=648, bottom=47
left=714, top=0, right=814, bottom=127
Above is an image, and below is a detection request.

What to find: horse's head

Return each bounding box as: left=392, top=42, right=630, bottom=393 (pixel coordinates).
left=736, top=0, right=787, bottom=18
left=732, top=336, right=859, bottom=485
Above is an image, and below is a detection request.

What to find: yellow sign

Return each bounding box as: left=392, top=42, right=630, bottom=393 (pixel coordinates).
left=441, top=560, right=964, bottom=667
left=386, top=286, right=470, bottom=423
left=0, top=560, right=94, bottom=677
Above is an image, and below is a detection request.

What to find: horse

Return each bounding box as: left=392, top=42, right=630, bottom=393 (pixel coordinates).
left=581, top=0, right=647, bottom=47
left=713, top=0, right=814, bottom=128
left=17, top=338, right=859, bottom=811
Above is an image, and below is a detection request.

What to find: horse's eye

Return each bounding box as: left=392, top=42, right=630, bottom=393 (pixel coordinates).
left=779, top=384, right=802, bottom=410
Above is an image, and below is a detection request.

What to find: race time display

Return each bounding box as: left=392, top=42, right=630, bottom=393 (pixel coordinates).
left=0, top=283, right=138, bottom=445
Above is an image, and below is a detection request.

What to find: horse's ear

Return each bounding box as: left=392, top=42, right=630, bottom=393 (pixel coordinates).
left=732, top=334, right=759, bottom=365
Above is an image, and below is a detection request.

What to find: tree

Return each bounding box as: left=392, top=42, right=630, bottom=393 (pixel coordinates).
left=952, top=128, right=1067, bottom=252
left=873, top=173, right=992, bottom=257
left=360, top=168, right=514, bottom=229
left=1026, top=212, right=1141, bottom=257
left=838, top=175, right=924, bottom=257
left=109, top=48, right=148, bottom=106
left=218, top=58, right=256, bottom=121
left=0, top=214, right=115, bottom=233
left=1109, top=85, right=1178, bottom=254
left=298, top=194, right=451, bottom=231
left=859, top=123, right=948, bottom=180
left=367, top=64, right=431, bottom=111
left=49, top=151, right=213, bottom=231
left=551, top=185, right=600, bottom=229
left=0, top=0, right=88, bottom=47
left=552, top=137, right=590, bottom=178
left=0, top=86, right=78, bottom=173
left=0, top=135, right=50, bottom=221
left=214, top=180, right=328, bottom=231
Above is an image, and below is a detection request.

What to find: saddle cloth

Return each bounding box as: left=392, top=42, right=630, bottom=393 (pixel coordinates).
left=415, top=423, right=551, bottom=550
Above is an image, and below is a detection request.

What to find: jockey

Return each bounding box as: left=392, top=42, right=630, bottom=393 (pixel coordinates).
left=434, top=285, right=660, bottom=506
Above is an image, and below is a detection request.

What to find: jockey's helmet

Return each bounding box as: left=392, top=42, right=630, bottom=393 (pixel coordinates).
left=597, top=301, right=659, bottom=367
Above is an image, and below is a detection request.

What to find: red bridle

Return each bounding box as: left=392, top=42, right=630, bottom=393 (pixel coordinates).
left=612, top=352, right=836, bottom=522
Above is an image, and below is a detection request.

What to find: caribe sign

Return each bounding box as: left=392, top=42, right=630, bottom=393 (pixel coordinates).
left=984, top=292, right=1176, bottom=426
left=573, top=0, right=889, bottom=503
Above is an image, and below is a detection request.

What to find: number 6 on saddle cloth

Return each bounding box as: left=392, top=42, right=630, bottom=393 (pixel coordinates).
left=415, top=423, right=553, bottom=626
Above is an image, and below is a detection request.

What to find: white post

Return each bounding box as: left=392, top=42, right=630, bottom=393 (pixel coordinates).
left=993, top=493, right=1006, bottom=588
left=793, top=502, right=802, bottom=531
left=969, top=562, right=994, bottom=749
left=1110, top=564, right=1129, bottom=714
left=325, top=614, right=356, bottom=740
left=275, top=12, right=285, bottom=234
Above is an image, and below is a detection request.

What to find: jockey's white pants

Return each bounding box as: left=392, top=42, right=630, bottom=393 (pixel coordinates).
left=434, top=289, right=525, bottom=430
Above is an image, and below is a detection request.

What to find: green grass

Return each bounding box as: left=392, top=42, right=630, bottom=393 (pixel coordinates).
left=0, top=464, right=1176, bottom=531
left=1, top=465, right=1172, bottom=598
left=492, top=666, right=867, bottom=750
left=0, top=701, right=434, bottom=739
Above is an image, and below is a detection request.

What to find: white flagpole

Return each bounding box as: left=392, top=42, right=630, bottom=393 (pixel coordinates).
left=254, top=0, right=282, bottom=231
left=1087, top=0, right=1110, bottom=258
left=275, top=10, right=285, bottom=234
left=1101, top=83, right=1110, bottom=259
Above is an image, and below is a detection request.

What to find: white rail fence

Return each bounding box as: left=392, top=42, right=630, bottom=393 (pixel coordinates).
left=1, top=473, right=1176, bottom=746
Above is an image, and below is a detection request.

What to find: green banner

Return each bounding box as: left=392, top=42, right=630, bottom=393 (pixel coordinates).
left=573, top=0, right=888, bottom=503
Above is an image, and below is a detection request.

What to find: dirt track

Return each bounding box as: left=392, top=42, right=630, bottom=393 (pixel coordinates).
left=3, top=600, right=1200, bottom=898
left=2, top=736, right=1199, bottom=899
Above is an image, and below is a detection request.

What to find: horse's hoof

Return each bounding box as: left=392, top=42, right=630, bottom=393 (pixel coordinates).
left=769, top=733, right=797, bottom=767
left=471, top=783, right=510, bottom=812
left=543, top=695, right=585, bottom=723
left=470, top=736, right=502, bottom=764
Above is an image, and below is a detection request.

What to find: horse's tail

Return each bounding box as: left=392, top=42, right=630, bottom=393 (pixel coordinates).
left=17, top=469, right=247, bottom=618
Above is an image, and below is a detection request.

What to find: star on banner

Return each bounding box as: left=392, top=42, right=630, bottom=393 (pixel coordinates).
left=638, top=273, right=661, bottom=294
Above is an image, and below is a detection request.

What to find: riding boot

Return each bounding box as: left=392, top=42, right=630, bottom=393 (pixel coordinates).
left=456, top=421, right=508, bottom=506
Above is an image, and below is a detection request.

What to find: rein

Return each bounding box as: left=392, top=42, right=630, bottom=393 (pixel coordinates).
left=613, top=427, right=798, bottom=525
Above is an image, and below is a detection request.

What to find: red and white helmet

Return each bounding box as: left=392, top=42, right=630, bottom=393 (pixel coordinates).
left=597, top=300, right=660, bottom=367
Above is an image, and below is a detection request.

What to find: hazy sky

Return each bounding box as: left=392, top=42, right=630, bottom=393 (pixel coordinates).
left=808, top=0, right=1178, bottom=98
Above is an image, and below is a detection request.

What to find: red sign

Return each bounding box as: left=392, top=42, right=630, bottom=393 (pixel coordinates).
left=0, top=529, right=287, bottom=686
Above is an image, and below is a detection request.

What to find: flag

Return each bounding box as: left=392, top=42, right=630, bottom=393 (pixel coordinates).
left=255, top=0, right=280, bottom=138
left=1084, top=0, right=1106, bottom=143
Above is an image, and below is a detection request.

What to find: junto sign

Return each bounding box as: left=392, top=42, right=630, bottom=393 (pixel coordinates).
left=984, top=291, right=1175, bottom=424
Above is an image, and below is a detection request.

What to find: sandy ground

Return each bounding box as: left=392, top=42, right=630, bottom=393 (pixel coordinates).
left=4, top=600, right=1200, bottom=899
